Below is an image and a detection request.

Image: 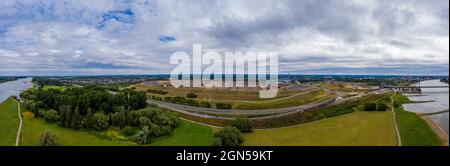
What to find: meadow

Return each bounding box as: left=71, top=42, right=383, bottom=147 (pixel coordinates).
left=0, top=97, right=19, bottom=146
left=20, top=109, right=213, bottom=146
left=243, top=111, right=398, bottom=146
left=392, top=94, right=443, bottom=146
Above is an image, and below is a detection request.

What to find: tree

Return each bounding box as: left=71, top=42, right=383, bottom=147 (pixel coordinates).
left=38, top=131, right=57, bottom=146
left=364, top=102, right=377, bottom=111
left=42, top=109, right=60, bottom=123
left=231, top=118, right=253, bottom=132
left=92, top=112, right=109, bottom=130
left=377, top=103, right=388, bottom=111
left=216, top=103, right=232, bottom=109
left=122, top=126, right=136, bottom=136
left=135, top=126, right=151, bottom=144
left=186, top=93, right=197, bottom=98
left=213, top=127, right=243, bottom=146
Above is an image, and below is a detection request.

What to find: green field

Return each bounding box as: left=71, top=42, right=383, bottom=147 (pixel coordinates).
left=393, top=94, right=443, bottom=146
left=20, top=111, right=134, bottom=146
left=20, top=108, right=213, bottom=146
left=42, top=85, right=67, bottom=91
left=243, top=111, right=397, bottom=146
left=151, top=120, right=214, bottom=146
left=0, top=97, right=19, bottom=146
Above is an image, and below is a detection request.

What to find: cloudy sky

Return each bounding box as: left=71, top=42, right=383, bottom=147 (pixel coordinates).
left=0, top=0, right=448, bottom=76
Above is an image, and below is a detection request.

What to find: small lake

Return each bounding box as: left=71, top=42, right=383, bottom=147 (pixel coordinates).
left=403, top=79, right=449, bottom=135
left=0, top=77, right=33, bottom=103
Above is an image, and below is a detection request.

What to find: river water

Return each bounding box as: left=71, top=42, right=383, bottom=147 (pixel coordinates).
left=403, top=80, right=449, bottom=135
left=0, top=77, right=33, bottom=103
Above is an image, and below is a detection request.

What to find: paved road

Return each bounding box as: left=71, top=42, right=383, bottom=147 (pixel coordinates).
left=15, top=101, right=22, bottom=146
left=148, top=89, right=336, bottom=117
left=148, top=88, right=387, bottom=121
left=148, top=95, right=337, bottom=120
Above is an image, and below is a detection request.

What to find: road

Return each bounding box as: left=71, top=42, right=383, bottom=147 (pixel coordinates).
left=148, top=90, right=337, bottom=120
left=148, top=87, right=388, bottom=122
left=15, top=101, right=22, bottom=146
left=147, top=89, right=336, bottom=117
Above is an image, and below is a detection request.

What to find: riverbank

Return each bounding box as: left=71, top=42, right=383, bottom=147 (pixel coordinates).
left=401, top=80, right=449, bottom=145
left=0, top=77, right=33, bottom=103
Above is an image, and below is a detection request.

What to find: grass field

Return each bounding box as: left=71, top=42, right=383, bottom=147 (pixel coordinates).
left=0, top=97, right=19, bottom=146
left=393, top=94, right=443, bottom=146
left=151, top=120, right=214, bottom=146
left=42, top=85, right=67, bottom=91
left=233, top=89, right=330, bottom=110
left=20, top=108, right=213, bottom=146
left=20, top=111, right=134, bottom=146
left=243, top=111, right=397, bottom=146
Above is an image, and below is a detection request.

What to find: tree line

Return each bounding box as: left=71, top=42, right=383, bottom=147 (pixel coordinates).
left=21, top=86, right=179, bottom=144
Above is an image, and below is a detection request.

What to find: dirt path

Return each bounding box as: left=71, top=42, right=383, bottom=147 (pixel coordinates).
left=15, top=101, right=22, bottom=146
left=391, top=95, right=402, bottom=146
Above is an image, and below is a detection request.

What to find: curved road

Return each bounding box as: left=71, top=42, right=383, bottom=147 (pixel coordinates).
left=148, top=88, right=387, bottom=122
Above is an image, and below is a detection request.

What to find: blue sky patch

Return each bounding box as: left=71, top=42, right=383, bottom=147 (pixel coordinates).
left=158, top=35, right=176, bottom=43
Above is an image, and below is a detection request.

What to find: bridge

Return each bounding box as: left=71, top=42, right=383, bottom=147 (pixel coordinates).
left=382, top=85, right=448, bottom=94
left=382, top=86, right=449, bottom=89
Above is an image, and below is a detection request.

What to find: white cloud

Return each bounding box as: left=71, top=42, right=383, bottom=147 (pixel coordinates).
left=0, top=0, right=448, bottom=75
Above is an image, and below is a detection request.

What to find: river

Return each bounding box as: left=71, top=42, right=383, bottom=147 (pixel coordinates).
left=0, top=77, right=33, bottom=103
left=403, top=79, right=449, bottom=136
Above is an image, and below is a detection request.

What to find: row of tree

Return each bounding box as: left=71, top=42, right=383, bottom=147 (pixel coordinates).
left=149, top=95, right=233, bottom=109
left=21, top=86, right=179, bottom=144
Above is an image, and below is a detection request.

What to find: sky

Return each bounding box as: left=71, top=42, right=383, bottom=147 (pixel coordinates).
left=0, top=0, right=448, bottom=76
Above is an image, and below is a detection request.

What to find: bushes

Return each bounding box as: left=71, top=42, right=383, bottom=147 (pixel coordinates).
left=377, top=103, right=388, bottom=111
left=364, top=102, right=388, bottom=111
left=213, top=127, right=243, bottom=146
left=186, top=93, right=198, bottom=98
left=92, top=113, right=109, bottom=130
left=216, top=103, right=232, bottom=109
left=199, top=101, right=211, bottom=108
left=38, top=131, right=57, bottom=146
left=122, top=126, right=136, bottom=136
left=364, top=102, right=377, bottom=111
left=39, top=109, right=60, bottom=123
left=147, top=89, right=168, bottom=95
left=231, top=118, right=253, bottom=132
left=131, top=108, right=180, bottom=144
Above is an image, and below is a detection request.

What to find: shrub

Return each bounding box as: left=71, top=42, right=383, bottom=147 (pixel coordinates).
left=213, top=127, right=243, bottom=146
left=147, top=89, right=168, bottom=95
left=122, top=126, right=136, bottom=136
left=135, top=126, right=151, bottom=144
left=173, top=96, right=186, bottom=103
left=164, top=97, right=173, bottom=102
left=38, top=131, right=57, bottom=146
left=186, top=93, right=198, bottom=98
left=364, top=102, right=377, bottom=111
left=200, top=101, right=211, bottom=108
left=216, top=103, right=232, bottom=109
left=92, top=113, right=109, bottom=130
left=377, top=103, right=388, bottom=111
left=231, top=118, right=253, bottom=132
